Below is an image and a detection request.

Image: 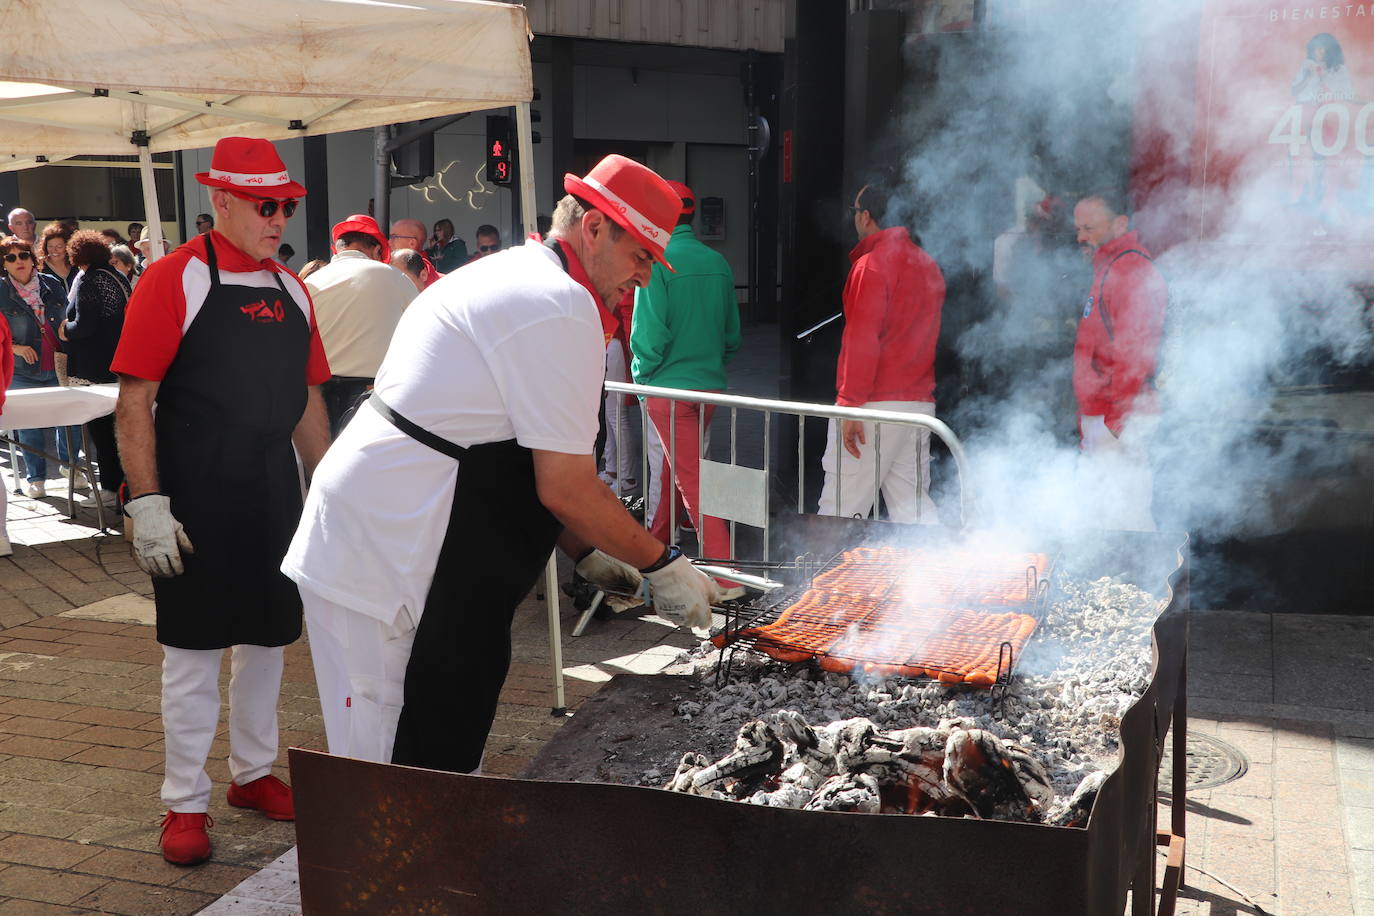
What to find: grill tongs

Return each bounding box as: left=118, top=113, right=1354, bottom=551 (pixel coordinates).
left=570, top=560, right=783, bottom=637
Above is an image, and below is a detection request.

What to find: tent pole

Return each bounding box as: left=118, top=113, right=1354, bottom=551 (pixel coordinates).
left=135, top=105, right=166, bottom=264
left=517, top=100, right=564, bottom=710
left=515, top=102, right=537, bottom=237
left=374, top=126, right=391, bottom=234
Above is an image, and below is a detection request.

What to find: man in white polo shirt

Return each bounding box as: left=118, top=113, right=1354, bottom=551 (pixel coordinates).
left=284, top=155, right=728, bottom=774
left=305, top=215, right=417, bottom=435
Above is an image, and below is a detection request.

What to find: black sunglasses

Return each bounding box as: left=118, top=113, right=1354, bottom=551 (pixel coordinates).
left=3, top=251, right=33, bottom=263
left=478, top=244, right=500, bottom=253
left=228, top=190, right=298, bottom=218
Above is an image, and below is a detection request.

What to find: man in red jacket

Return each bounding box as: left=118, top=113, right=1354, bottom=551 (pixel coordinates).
left=1071, top=190, right=1168, bottom=531
left=818, top=180, right=945, bottom=522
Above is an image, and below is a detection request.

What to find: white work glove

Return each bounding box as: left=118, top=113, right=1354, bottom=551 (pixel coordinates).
left=123, top=494, right=195, bottom=577
left=575, top=549, right=643, bottom=593
left=645, top=553, right=727, bottom=630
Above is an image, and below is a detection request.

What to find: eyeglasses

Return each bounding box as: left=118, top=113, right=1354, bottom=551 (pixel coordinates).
left=478, top=244, right=500, bottom=253
left=3, top=251, right=33, bottom=263
left=195, top=219, right=211, bottom=227
left=227, top=190, right=298, bottom=219
left=389, top=234, right=420, bottom=243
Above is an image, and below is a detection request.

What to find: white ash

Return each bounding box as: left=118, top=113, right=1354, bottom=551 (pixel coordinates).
left=652, top=575, right=1165, bottom=824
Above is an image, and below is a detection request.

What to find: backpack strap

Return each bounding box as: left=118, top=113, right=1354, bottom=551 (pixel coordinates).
left=1095, top=249, right=1152, bottom=341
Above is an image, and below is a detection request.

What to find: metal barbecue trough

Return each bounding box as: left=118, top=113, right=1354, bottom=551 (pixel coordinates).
left=291, top=520, right=1189, bottom=916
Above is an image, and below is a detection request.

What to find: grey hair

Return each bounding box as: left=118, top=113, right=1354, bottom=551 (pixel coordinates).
left=550, top=194, right=624, bottom=239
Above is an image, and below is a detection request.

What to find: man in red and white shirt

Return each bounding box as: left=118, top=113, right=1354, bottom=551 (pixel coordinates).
left=112, top=137, right=332, bottom=867
left=1071, top=190, right=1168, bottom=531
left=818, top=180, right=945, bottom=522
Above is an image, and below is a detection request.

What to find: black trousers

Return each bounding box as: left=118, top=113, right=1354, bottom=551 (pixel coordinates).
left=87, top=414, right=124, bottom=493
left=320, top=376, right=374, bottom=438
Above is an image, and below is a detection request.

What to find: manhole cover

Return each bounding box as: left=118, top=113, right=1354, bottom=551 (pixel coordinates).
left=1159, top=732, right=1249, bottom=792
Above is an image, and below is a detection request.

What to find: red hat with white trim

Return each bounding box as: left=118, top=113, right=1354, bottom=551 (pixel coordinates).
left=195, top=137, right=307, bottom=199
left=564, top=154, right=681, bottom=271
left=665, top=180, right=695, bottom=216
left=331, top=214, right=389, bottom=262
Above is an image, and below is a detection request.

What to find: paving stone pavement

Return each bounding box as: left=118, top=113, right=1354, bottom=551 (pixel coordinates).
left=0, top=484, right=703, bottom=914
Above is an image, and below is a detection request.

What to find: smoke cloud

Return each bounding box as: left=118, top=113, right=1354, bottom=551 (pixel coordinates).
left=869, top=0, right=1374, bottom=567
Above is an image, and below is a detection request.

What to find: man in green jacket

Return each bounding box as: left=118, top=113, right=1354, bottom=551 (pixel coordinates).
left=630, top=181, right=740, bottom=559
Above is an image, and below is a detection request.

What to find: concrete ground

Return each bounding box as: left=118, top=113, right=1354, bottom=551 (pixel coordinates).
left=0, top=324, right=1370, bottom=914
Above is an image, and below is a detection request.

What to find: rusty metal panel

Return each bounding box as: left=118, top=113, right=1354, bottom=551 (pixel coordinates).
left=293, top=746, right=1093, bottom=915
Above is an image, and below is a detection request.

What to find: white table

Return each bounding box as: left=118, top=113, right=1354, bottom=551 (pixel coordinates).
left=0, top=384, right=119, bottom=528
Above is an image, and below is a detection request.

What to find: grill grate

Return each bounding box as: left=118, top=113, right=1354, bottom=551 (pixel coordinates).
left=712, top=544, right=1054, bottom=693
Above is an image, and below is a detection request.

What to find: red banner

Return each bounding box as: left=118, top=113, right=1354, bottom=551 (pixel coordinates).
left=1195, top=1, right=1374, bottom=262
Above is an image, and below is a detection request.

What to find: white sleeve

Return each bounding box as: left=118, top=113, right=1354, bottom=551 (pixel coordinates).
left=489, top=311, right=604, bottom=455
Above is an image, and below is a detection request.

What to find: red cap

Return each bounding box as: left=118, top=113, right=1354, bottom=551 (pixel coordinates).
left=665, top=180, right=695, bottom=215
left=331, top=214, right=389, bottom=262
left=564, top=154, right=681, bottom=271
left=195, top=137, right=307, bottom=199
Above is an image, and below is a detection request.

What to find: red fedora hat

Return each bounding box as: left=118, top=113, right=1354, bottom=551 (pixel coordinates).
left=195, top=137, right=306, bottom=199
left=564, top=154, right=681, bottom=271
left=665, top=180, right=695, bottom=215
left=332, top=214, right=389, bottom=261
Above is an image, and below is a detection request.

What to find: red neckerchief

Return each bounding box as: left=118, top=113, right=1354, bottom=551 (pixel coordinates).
left=552, top=239, right=617, bottom=345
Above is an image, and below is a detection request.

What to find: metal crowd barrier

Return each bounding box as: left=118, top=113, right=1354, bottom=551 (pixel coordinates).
left=540, top=383, right=974, bottom=711
left=605, top=380, right=974, bottom=547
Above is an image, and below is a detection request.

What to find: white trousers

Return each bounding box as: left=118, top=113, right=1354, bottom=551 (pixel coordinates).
left=818, top=400, right=937, bottom=523
left=161, top=644, right=284, bottom=812
left=600, top=340, right=641, bottom=493
left=301, top=587, right=417, bottom=764
left=1077, top=414, right=1157, bottom=532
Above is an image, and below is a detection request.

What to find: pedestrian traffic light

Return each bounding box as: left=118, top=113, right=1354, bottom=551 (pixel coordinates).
left=486, top=115, right=513, bottom=185
left=391, top=132, right=434, bottom=181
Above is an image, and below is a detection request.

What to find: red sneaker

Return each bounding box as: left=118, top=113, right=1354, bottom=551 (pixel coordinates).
left=160, top=811, right=212, bottom=866
left=227, top=774, right=295, bottom=821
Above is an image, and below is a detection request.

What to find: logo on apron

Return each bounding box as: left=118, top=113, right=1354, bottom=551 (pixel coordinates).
left=1082, top=296, right=1094, bottom=319
left=240, top=298, right=286, bottom=323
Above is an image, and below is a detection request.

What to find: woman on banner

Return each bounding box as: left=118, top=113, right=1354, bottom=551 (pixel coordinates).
left=1291, top=33, right=1357, bottom=217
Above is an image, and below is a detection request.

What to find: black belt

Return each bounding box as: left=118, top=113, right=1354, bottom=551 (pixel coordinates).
left=325, top=375, right=375, bottom=385
left=368, top=392, right=468, bottom=460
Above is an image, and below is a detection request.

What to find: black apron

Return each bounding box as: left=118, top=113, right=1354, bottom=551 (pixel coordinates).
left=374, top=393, right=564, bottom=774
left=151, top=235, right=310, bottom=650
left=377, top=249, right=576, bottom=775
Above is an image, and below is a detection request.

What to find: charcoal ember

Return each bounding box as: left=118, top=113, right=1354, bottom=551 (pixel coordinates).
left=834, top=720, right=907, bottom=772
left=874, top=726, right=956, bottom=805
left=1053, top=770, right=1107, bottom=827
left=745, top=763, right=818, bottom=808
left=686, top=720, right=785, bottom=796
left=943, top=728, right=1054, bottom=821
left=803, top=773, right=881, bottom=813
left=660, top=575, right=1163, bottom=823
left=768, top=710, right=839, bottom=781
left=666, top=752, right=713, bottom=794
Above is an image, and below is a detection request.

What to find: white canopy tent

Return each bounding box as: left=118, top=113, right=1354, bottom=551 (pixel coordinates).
left=0, top=0, right=540, bottom=256
left=0, top=0, right=566, bottom=704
